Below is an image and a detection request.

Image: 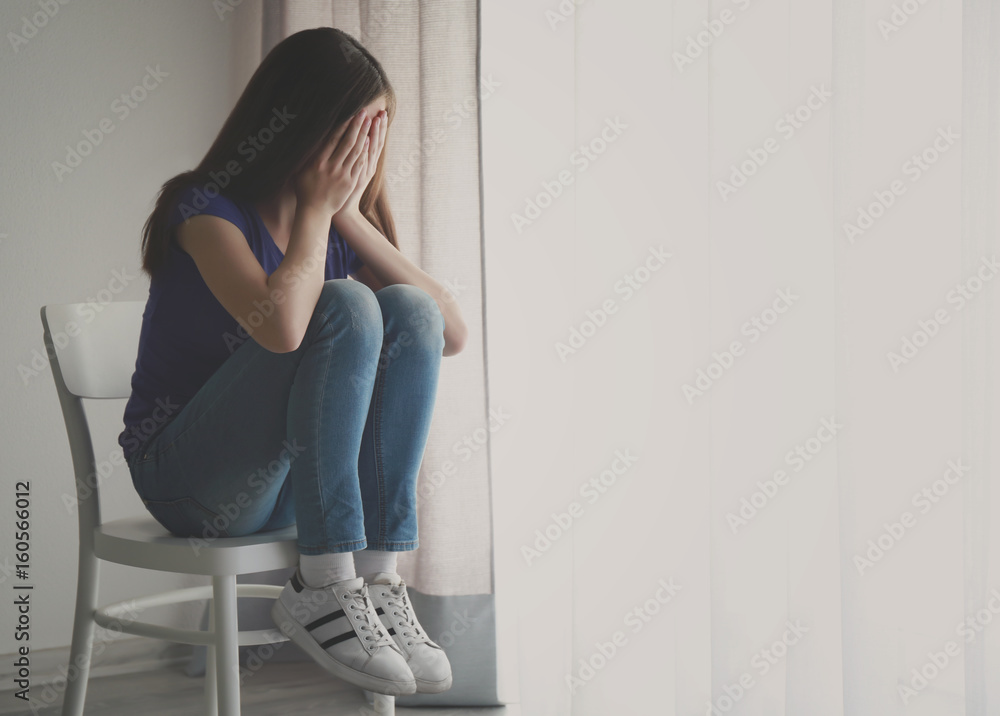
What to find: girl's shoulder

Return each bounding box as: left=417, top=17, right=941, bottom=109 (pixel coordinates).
left=167, top=182, right=249, bottom=234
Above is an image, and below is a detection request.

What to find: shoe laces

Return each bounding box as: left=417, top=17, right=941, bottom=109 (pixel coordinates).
left=341, top=583, right=396, bottom=649
left=381, top=581, right=430, bottom=646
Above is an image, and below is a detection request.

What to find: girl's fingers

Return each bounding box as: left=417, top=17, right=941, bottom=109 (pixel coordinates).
left=348, top=116, right=372, bottom=164
left=368, top=118, right=380, bottom=163
left=365, top=111, right=385, bottom=168
left=351, top=137, right=369, bottom=177
left=331, top=111, right=371, bottom=165
left=377, top=122, right=387, bottom=160
left=320, top=114, right=354, bottom=162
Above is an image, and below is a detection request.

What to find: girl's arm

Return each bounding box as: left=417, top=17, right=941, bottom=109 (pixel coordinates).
left=178, top=109, right=372, bottom=353
left=335, top=208, right=468, bottom=356
left=178, top=206, right=333, bottom=353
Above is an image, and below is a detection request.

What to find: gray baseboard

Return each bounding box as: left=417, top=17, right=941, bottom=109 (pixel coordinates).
left=0, top=635, right=191, bottom=691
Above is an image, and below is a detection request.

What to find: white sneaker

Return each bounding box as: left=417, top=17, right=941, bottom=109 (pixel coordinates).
left=270, top=567, right=416, bottom=695
left=365, top=572, right=453, bottom=693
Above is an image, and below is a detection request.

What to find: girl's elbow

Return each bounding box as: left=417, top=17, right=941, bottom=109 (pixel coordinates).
left=442, top=320, right=468, bottom=357
left=260, top=320, right=307, bottom=354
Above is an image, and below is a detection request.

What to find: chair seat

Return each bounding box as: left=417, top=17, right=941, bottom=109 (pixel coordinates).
left=94, top=515, right=300, bottom=576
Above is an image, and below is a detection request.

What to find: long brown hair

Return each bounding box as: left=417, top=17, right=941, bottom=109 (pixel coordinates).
left=140, top=27, right=398, bottom=277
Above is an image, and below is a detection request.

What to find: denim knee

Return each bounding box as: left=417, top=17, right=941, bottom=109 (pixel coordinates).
left=312, top=278, right=383, bottom=345
left=374, top=283, right=445, bottom=351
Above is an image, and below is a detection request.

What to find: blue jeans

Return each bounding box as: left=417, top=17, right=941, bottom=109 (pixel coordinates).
left=126, top=279, right=445, bottom=555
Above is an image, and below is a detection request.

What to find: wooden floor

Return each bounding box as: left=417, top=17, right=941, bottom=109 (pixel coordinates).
left=0, top=659, right=513, bottom=716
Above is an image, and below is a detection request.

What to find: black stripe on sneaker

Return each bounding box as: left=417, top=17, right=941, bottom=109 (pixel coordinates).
left=320, top=631, right=357, bottom=649
left=374, top=607, right=385, bottom=615
left=386, top=627, right=395, bottom=636
left=290, top=571, right=304, bottom=593
left=305, top=609, right=346, bottom=631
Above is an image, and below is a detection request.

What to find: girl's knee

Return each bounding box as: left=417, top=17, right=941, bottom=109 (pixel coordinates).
left=376, top=283, right=445, bottom=340
left=316, top=279, right=382, bottom=327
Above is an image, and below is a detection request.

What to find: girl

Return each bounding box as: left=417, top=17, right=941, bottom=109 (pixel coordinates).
left=118, top=27, right=466, bottom=696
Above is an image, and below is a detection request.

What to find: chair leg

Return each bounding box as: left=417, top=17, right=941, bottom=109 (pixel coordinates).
left=204, top=600, right=218, bottom=716
left=372, top=693, right=395, bottom=715
left=61, top=552, right=100, bottom=716
left=211, top=575, right=240, bottom=716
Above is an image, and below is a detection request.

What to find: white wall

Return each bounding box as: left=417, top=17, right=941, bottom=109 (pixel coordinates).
left=0, top=0, right=243, bottom=653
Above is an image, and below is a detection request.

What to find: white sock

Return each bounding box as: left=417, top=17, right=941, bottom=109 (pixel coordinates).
left=299, top=551, right=357, bottom=588
left=353, top=549, right=398, bottom=581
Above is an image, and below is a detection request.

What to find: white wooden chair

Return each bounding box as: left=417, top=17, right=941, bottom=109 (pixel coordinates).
left=41, top=302, right=395, bottom=716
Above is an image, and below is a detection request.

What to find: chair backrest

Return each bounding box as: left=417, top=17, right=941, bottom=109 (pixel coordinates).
left=40, top=302, right=145, bottom=399
left=41, top=301, right=145, bottom=540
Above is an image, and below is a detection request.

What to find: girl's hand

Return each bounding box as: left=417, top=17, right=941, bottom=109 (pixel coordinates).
left=294, top=109, right=372, bottom=217
left=338, top=109, right=387, bottom=216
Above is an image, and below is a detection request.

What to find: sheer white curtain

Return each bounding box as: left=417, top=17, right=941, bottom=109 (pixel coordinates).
left=543, top=0, right=1000, bottom=713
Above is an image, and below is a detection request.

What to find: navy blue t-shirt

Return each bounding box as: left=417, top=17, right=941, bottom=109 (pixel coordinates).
left=118, top=183, right=364, bottom=461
